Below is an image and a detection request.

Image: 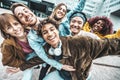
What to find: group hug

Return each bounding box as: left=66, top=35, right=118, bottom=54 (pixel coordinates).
left=0, top=0, right=120, bottom=80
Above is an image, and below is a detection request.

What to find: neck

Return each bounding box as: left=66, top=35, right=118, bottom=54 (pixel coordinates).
left=72, top=32, right=77, bottom=36
left=52, top=40, right=60, bottom=48
left=17, top=32, right=27, bottom=42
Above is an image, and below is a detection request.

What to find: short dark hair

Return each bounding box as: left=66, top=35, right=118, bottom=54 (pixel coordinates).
left=38, top=18, right=59, bottom=37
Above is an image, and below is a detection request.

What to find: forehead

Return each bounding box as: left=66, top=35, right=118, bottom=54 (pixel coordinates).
left=97, top=20, right=105, bottom=24
left=14, top=6, right=27, bottom=15
left=59, top=5, right=66, bottom=9
left=42, top=23, right=55, bottom=30
left=71, top=16, right=83, bottom=21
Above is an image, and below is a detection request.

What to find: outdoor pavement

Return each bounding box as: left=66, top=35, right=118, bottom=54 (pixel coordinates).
left=0, top=8, right=120, bottom=80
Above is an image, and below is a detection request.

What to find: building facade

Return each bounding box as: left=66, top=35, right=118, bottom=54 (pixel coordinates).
left=82, top=0, right=120, bottom=30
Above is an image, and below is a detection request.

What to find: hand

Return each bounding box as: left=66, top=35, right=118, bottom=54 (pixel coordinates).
left=62, top=65, right=76, bottom=71
left=6, top=67, right=21, bottom=74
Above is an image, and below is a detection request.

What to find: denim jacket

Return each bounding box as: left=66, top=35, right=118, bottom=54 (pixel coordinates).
left=27, top=29, right=62, bottom=70
left=59, top=0, right=86, bottom=36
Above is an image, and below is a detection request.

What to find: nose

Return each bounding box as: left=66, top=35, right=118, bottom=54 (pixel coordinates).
left=12, top=25, right=18, bottom=31
left=48, top=30, right=53, bottom=36
left=73, top=22, right=79, bottom=27
left=23, top=12, right=29, bottom=20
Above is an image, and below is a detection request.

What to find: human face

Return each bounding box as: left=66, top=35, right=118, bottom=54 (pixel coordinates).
left=4, top=18, right=25, bottom=39
left=92, top=20, right=105, bottom=32
left=41, top=23, right=60, bottom=48
left=70, top=16, right=84, bottom=36
left=14, top=6, right=37, bottom=26
left=55, top=5, right=67, bottom=19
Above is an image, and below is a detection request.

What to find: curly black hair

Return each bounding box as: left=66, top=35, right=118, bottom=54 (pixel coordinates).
left=88, top=16, right=113, bottom=35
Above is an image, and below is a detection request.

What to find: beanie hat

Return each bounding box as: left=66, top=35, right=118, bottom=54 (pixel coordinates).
left=69, top=11, right=87, bottom=23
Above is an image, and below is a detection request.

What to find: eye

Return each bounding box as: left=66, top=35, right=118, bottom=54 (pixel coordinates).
left=59, top=7, right=62, bottom=10
left=24, top=8, right=29, bottom=13
left=18, top=13, right=23, bottom=18
left=63, top=9, right=66, bottom=13
left=24, top=10, right=28, bottom=13
left=14, top=22, right=19, bottom=26
left=42, top=30, right=47, bottom=35
left=5, top=25, right=12, bottom=31
left=50, top=28, right=55, bottom=31
left=71, top=20, right=76, bottom=23
left=78, top=21, right=82, bottom=24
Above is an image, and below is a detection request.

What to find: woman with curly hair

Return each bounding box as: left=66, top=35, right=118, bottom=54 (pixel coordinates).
left=83, top=16, right=113, bottom=38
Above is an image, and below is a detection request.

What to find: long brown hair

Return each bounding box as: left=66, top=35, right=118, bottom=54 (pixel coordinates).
left=0, top=13, right=20, bottom=39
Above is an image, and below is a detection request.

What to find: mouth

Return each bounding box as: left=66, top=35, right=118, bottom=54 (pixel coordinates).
left=15, top=28, right=22, bottom=35
left=28, top=16, right=33, bottom=22
left=93, top=26, right=98, bottom=30
left=47, top=35, right=56, bottom=42
left=71, top=26, right=80, bottom=30
left=57, top=12, right=64, bottom=17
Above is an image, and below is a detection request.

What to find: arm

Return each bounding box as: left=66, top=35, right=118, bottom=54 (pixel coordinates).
left=1, top=42, right=44, bottom=71
left=68, top=36, right=120, bottom=60
left=81, top=31, right=100, bottom=39
left=27, top=31, right=62, bottom=70
left=59, top=0, right=86, bottom=36
left=19, top=56, right=44, bottom=71
left=104, top=29, right=120, bottom=39
left=67, top=0, right=86, bottom=18
left=1, top=44, right=24, bottom=67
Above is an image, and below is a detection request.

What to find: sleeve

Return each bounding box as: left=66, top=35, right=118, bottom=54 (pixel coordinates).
left=69, top=36, right=120, bottom=60
left=87, top=38, right=120, bottom=59
left=27, top=34, right=63, bottom=70
left=104, top=29, right=120, bottom=39
left=85, top=32, right=100, bottom=39
left=1, top=44, right=24, bottom=67
left=19, top=56, right=44, bottom=71
left=59, top=20, right=71, bottom=36
left=59, top=0, right=86, bottom=36
left=66, top=0, right=86, bottom=18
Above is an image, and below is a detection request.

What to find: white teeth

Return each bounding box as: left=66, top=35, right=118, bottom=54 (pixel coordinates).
left=95, top=27, right=98, bottom=30
left=48, top=36, right=55, bottom=41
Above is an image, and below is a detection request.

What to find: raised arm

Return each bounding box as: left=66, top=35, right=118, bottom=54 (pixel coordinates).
left=59, top=0, right=86, bottom=36
left=67, top=0, right=86, bottom=18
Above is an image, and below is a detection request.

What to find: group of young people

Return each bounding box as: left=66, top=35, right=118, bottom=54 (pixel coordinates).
left=0, top=0, right=120, bottom=80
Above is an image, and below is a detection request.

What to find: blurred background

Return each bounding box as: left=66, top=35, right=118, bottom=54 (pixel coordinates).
left=0, top=0, right=120, bottom=30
